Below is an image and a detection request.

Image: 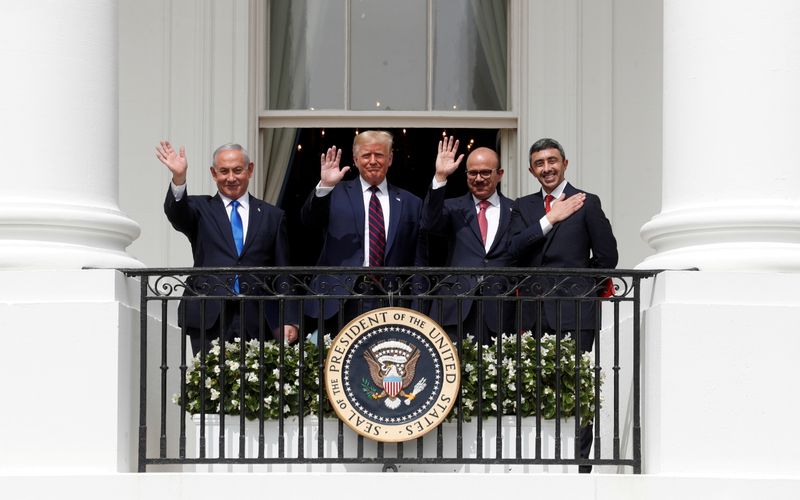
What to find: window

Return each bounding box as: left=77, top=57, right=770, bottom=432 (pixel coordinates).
left=267, top=0, right=507, bottom=111
left=253, top=0, right=516, bottom=203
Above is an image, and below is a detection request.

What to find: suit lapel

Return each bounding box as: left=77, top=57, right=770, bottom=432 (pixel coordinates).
left=241, top=197, right=264, bottom=256
left=458, top=194, right=484, bottom=247
left=487, top=194, right=513, bottom=255
left=385, top=184, right=402, bottom=256
left=523, top=192, right=547, bottom=265
left=345, top=180, right=366, bottom=245
left=210, top=194, right=238, bottom=256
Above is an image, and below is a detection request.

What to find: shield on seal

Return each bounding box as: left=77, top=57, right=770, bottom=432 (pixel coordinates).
left=383, top=375, right=403, bottom=398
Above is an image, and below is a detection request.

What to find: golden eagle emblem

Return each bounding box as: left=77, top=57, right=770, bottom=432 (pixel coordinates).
left=363, top=339, right=428, bottom=409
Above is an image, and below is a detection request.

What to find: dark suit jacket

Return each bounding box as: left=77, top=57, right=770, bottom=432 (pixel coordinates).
left=420, top=186, right=515, bottom=334
left=509, top=182, right=618, bottom=332
left=300, top=178, right=423, bottom=320
left=164, top=187, right=295, bottom=336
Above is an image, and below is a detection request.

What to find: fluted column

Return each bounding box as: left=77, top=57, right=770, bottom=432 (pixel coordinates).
left=0, top=0, right=140, bottom=268
left=639, top=0, right=800, bottom=271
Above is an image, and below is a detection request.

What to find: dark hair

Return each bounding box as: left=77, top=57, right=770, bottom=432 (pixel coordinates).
left=528, top=138, right=566, bottom=163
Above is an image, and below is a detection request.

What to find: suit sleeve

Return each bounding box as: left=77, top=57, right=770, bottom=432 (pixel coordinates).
left=299, top=187, right=331, bottom=230
left=163, top=185, right=198, bottom=241
left=584, top=194, right=618, bottom=269
left=419, top=185, right=450, bottom=236
left=508, top=199, right=546, bottom=262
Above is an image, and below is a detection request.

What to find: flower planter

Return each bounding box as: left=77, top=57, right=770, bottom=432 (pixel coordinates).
left=189, top=414, right=578, bottom=472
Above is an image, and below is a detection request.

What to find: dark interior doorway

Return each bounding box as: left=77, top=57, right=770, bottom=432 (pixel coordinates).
left=278, top=127, right=502, bottom=266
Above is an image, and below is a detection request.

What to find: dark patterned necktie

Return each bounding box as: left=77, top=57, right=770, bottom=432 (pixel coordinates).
left=368, top=186, right=385, bottom=267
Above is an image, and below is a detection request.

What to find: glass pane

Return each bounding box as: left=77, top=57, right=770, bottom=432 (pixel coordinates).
left=269, top=0, right=346, bottom=109
left=433, top=0, right=507, bottom=110
left=349, top=0, right=428, bottom=111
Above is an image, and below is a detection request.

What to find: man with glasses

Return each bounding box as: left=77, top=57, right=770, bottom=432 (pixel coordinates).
left=419, top=137, right=514, bottom=344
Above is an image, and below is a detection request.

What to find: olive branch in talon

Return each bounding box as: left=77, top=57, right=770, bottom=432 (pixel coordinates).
left=362, top=378, right=383, bottom=399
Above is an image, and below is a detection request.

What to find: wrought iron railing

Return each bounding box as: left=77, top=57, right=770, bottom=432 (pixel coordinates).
left=122, top=267, right=659, bottom=473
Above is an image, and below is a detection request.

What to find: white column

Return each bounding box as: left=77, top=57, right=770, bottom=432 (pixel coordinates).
left=639, top=0, right=800, bottom=271
left=0, top=0, right=140, bottom=269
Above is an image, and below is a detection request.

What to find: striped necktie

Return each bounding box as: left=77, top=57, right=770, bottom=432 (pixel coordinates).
left=368, top=186, right=385, bottom=267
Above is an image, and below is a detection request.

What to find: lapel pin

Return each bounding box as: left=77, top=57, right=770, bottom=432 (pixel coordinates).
left=257, top=207, right=261, bottom=212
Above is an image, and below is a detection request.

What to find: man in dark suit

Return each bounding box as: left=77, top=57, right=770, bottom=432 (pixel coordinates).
left=300, top=130, right=422, bottom=330
left=420, top=137, right=515, bottom=344
left=156, top=141, right=298, bottom=354
left=509, top=137, right=618, bottom=473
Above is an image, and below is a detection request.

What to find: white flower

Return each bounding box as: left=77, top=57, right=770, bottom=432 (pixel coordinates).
left=247, top=372, right=259, bottom=383
left=210, top=389, right=220, bottom=400
left=489, top=383, right=497, bottom=391
left=465, top=363, right=474, bottom=373
left=171, top=394, right=180, bottom=404
left=490, top=402, right=497, bottom=411
left=213, top=366, right=221, bottom=374
left=210, top=345, right=220, bottom=355
left=205, top=377, right=213, bottom=388
left=231, top=399, right=238, bottom=407
left=264, top=396, right=273, bottom=405
left=507, top=382, right=516, bottom=391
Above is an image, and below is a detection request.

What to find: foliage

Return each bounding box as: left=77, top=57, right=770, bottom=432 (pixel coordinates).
left=173, top=337, right=332, bottom=420
left=174, top=332, right=599, bottom=425
left=456, top=332, right=598, bottom=425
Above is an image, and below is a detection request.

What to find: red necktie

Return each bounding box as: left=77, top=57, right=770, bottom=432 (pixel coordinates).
left=544, top=194, right=554, bottom=214
left=368, top=186, right=385, bottom=267
left=477, top=199, right=490, bottom=245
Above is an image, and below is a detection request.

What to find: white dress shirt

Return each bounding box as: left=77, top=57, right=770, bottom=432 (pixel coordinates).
left=171, top=181, right=250, bottom=244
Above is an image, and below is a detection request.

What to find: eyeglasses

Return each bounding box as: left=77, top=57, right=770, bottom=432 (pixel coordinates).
left=465, top=169, right=497, bottom=179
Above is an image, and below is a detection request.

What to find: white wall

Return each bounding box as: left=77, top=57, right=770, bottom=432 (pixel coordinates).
left=519, top=0, right=662, bottom=269
left=119, top=0, right=250, bottom=267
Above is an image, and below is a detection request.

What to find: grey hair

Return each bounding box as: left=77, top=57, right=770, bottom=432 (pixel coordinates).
left=212, top=143, right=250, bottom=167
left=528, top=138, right=566, bottom=164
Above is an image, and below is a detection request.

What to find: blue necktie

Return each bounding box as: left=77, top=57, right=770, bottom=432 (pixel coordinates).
left=230, top=200, right=243, bottom=293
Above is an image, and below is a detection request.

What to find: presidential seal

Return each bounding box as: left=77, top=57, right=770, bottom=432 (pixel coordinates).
left=325, top=307, right=460, bottom=442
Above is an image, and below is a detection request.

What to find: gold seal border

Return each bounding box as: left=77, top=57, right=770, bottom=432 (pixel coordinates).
left=324, top=307, right=461, bottom=443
